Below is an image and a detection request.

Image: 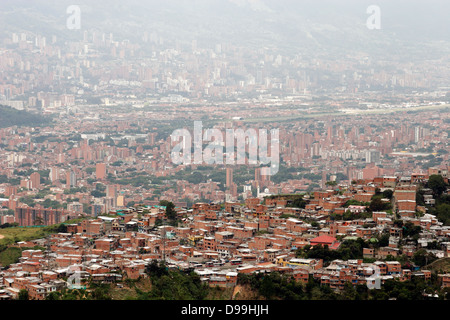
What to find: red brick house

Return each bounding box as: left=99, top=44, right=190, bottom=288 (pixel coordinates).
left=310, top=235, right=341, bottom=250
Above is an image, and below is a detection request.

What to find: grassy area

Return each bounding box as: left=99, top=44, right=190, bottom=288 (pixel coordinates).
left=0, top=246, right=46, bottom=267
left=109, top=277, right=153, bottom=300
left=0, top=224, right=63, bottom=246
left=0, top=215, right=94, bottom=246
left=206, top=286, right=235, bottom=300
left=0, top=220, right=85, bottom=267
left=0, top=247, right=23, bottom=267
left=0, top=227, right=46, bottom=245
left=424, top=258, right=450, bottom=273
left=107, top=276, right=234, bottom=300
left=0, top=217, right=90, bottom=267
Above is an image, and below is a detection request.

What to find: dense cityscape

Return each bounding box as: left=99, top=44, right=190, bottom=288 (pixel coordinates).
left=0, top=0, right=449, bottom=307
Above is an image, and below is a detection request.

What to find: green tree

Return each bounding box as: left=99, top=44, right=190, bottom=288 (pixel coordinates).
left=288, top=196, right=306, bottom=209
left=260, top=276, right=276, bottom=299
left=160, top=200, right=177, bottom=221
left=18, top=289, right=29, bottom=300
left=428, top=175, right=447, bottom=198
left=413, top=249, right=436, bottom=267
left=369, top=198, right=388, bottom=212
left=144, top=260, right=208, bottom=300
left=416, top=189, right=425, bottom=206
left=90, top=190, right=106, bottom=198
left=382, top=189, right=393, bottom=200
left=45, top=292, right=60, bottom=300
left=342, top=282, right=358, bottom=300
left=435, top=204, right=450, bottom=225
left=377, top=234, right=390, bottom=247
left=402, top=222, right=421, bottom=238
left=56, top=224, right=68, bottom=233
left=89, top=284, right=112, bottom=300
left=85, top=167, right=96, bottom=174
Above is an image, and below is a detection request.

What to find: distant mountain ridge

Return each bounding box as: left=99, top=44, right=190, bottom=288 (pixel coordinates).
left=0, top=0, right=449, bottom=58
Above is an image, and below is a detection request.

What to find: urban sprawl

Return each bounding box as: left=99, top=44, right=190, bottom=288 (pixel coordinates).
left=0, top=28, right=449, bottom=300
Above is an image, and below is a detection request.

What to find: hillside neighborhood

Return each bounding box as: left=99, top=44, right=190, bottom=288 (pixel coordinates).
left=1, top=168, right=449, bottom=300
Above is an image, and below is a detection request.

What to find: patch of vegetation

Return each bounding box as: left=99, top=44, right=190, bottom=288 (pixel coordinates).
left=424, top=258, right=450, bottom=273
left=264, top=194, right=307, bottom=209
left=0, top=223, right=68, bottom=246
left=424, top=179, right=450, bottom=225
left=330, top=210, right=372, bottom=221
left=237, top=271, right=448, bottom=300
left=0, top=246, right=23, bottom=267
left=296, top=239, right=369, bottom=263
left=140, top=260, right=209, bottom=300
left=238, top=272, right=307, bottom=300
left=0, top=245, right=45, bottom=267
left=0, top=105, right=52, bottom=128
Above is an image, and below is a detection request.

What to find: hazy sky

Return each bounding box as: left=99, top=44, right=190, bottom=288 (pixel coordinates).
left=1, top=0, right=449, bottom=57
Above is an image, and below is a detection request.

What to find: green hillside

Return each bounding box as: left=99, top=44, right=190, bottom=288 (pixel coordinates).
left=0, top=105, right=52, bottom=128
left=424, top=258, right=450, bottom=273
